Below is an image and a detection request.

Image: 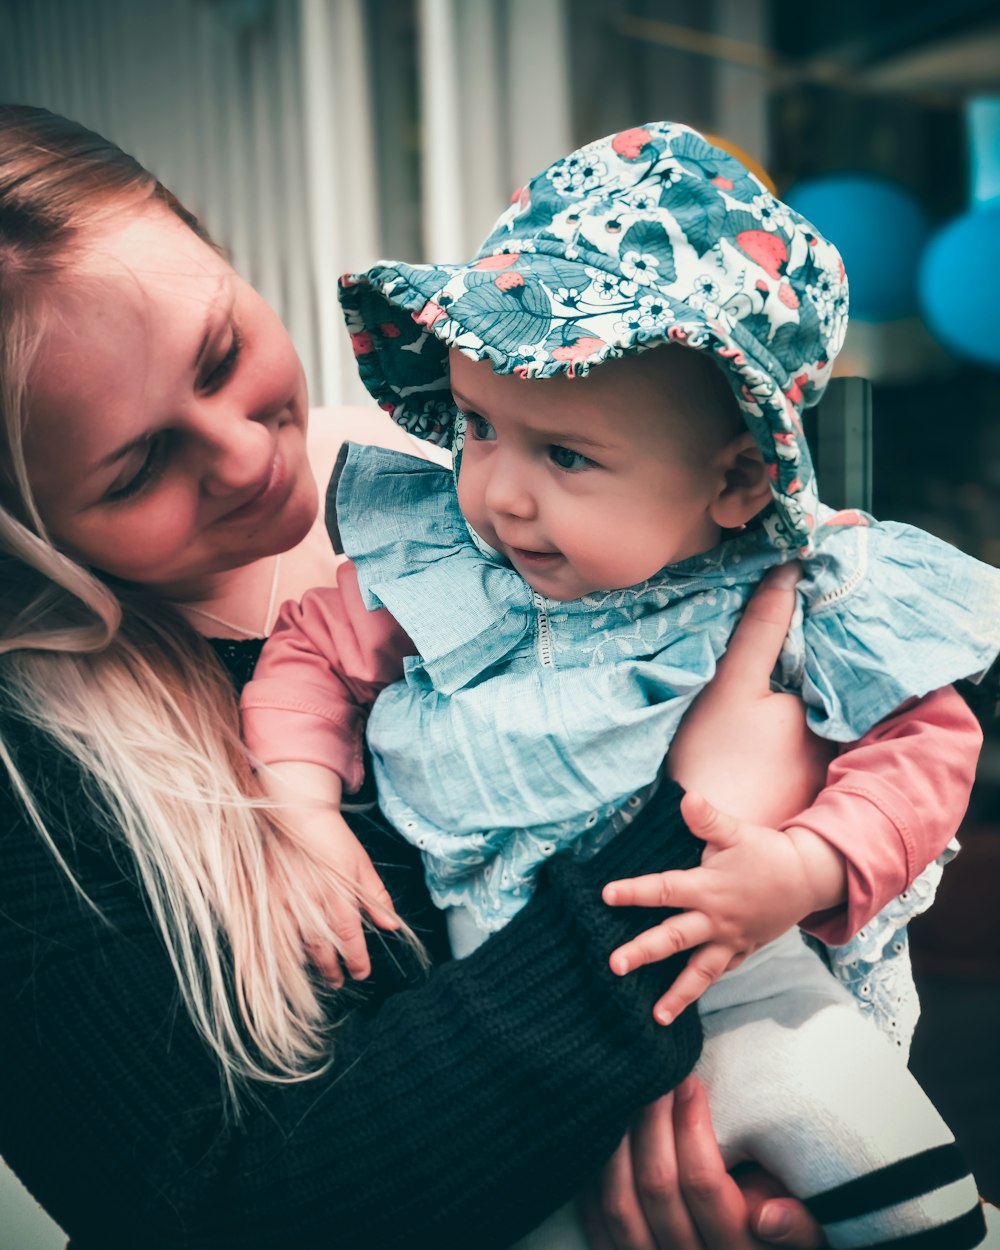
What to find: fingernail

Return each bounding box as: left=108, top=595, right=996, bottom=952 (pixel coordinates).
left=654, top=1007, right=673, bottom=1026
left=603, top=885, right=618, bottom=904
left=768, top=562, right=800, bottom=587
left=611, top=954, right=629, bottom=975
left=756, top=1202, right=792, bottom=1238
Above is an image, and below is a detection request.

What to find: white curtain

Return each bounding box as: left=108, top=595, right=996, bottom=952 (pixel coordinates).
left=0, top=0, right=573, bottom=406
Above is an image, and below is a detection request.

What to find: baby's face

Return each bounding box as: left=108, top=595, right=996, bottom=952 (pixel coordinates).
left=451, top=348, right=732, bottom=602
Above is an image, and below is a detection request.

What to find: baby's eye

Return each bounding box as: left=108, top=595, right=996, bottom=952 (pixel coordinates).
left=468, top=414, right=496, bottom=441
left=549, top=445, right=594, bottom=471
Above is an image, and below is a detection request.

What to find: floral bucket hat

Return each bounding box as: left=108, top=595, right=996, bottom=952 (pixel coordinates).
left=339, top=120, right=850, bottom=554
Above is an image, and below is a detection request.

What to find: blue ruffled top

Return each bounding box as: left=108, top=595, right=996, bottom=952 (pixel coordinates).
left=338, top=443, right=1000, bottom=933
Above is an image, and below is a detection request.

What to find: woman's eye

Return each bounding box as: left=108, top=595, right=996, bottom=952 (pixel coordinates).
left=549, top=444, right=594, bottom=471
left=104, top=436, right=168, bottom=504
left=468, top=414, right=496, bottom=442
left=201, top=326, right=243, bottom=393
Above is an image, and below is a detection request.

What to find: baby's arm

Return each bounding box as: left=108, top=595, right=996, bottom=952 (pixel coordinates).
left=242, top=561, right=414, bottom=791
left=602, top=567, right=983, bottom=1022
left=792, top=684, right=981, bottom=944
left=241, top=561, right=415, bottom=982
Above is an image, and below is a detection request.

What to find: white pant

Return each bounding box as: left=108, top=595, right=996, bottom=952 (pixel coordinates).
left=445, top=913, right=983, bottom=1250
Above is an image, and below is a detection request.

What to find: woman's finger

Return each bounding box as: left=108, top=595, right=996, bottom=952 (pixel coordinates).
left=713, top=563, right=801, bottom=697
left=609, top=912, right=715, bottom=975
left=752, top=1197, right=826, bottom=1248
left=652, top=944, right=737, bottom=1023
left=671, top=1077, right=761, bottom=1248
left=596, top=1128, right=658, bottom=1250
left=578, top=1186, right=617, bottom=1250
left=628, top=1092, right=703, bottom=1250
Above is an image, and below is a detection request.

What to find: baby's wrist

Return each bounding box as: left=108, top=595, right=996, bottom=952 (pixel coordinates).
left=783, top=825, right=849, bottom=916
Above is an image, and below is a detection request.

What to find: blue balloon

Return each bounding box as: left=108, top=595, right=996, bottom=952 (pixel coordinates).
left=784, top=175, right=930, bottom=322
left=918, top=203, right=1000, bottom=367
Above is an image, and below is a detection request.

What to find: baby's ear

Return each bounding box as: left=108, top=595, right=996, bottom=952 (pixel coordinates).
left=709, top=433, right=772, bottom=529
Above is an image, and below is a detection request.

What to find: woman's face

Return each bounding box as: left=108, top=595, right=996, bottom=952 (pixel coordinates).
left=22, top=204, right=317, bottom=597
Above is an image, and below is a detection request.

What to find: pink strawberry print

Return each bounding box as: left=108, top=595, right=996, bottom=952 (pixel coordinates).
left=413, top=300, right=448, bottom=328
left=552, top=336, right=607, bottom=376
left=736, top=230, right=788, bottom=280
left=612, top=127, right=652, bottom=159
left=473, top=253, right=521, bottom=271
left=824, top=510, right=870, bottom=527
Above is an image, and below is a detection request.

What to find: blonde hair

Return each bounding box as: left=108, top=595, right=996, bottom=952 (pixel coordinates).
left=0, top=106, right=410, bottom=1108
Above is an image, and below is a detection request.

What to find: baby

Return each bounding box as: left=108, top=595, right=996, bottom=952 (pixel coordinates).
left=243, top=123, right=996, bottom=1247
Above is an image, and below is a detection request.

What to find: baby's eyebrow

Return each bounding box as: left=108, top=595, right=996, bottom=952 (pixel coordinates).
left=543, top=430, right=614, bottom=451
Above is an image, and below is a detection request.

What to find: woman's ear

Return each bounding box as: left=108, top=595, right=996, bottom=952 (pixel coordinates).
left=708, top=432, right=772, bottom=529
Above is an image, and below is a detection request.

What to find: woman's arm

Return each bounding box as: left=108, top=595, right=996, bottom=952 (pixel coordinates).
left=0, top=712, right=702, bottom=1250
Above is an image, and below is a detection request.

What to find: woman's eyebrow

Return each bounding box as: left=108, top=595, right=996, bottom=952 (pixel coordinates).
left=191, top=278, right=232, bottom=370
left=91, top=434, right=148, bottom=474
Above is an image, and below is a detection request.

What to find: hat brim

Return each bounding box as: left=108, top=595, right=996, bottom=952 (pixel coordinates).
left=339, top=248, right=819, bottom=552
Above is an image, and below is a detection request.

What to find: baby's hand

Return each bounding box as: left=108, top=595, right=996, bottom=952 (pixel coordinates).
left=602, top=792, right=846, bottom=1023
left=288, top=807, right=400, bottom=985
left=262, top=761, right=399, bottom=985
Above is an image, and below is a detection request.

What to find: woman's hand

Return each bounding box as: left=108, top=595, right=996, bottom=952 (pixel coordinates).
left=579, top=1078, right=826, bottom=1249
left=666, top=563, right=834, bottom=829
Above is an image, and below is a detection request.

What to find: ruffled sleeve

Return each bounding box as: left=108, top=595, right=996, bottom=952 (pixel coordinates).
left=335, top=443, right=536, bottom=694
left=792, top=517, right=1000, bottom=741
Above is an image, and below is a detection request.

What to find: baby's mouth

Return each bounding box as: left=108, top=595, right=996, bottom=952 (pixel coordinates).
left=509, top=546, right=561, bottom=564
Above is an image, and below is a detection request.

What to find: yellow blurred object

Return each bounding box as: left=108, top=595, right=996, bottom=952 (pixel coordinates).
left=703, top=133, right=777, bottom=195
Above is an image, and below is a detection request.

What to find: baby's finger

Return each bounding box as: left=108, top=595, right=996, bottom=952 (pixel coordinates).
left=327, top=901, right=372, bottom=981
left=305, top=940, right=346, bottom=988
left=357, top=864, right=401, bottom=931
left=679, top=791, right=742, bottom=850
left=715, top=562, right=801, bottom=697
left=603, top=870, right=694, bottom=910
left=652, top=944, right=737, bottom=1024
left=609, top=912, right=714, bottom=976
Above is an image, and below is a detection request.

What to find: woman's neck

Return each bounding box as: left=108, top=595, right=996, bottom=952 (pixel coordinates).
left=172, top=557, right=283, bottom=640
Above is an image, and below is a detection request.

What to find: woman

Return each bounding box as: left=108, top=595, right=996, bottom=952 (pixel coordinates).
left=0, top=105, right=969, bottom=1250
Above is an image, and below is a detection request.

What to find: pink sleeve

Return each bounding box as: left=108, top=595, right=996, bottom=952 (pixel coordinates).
left=240, top=561, right=414, bottom=793
left=791, top=686, right=982, bottom=945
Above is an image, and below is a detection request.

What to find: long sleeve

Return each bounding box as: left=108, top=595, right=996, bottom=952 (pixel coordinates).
left=792, top=686, right=981, bottom=944
left=240, top=560, right=412, bottom=792
left=0, top=703, right=702, bottom=1250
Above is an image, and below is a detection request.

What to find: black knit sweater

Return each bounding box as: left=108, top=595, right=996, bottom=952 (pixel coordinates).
left=0, top=639, right=703, bottom=1250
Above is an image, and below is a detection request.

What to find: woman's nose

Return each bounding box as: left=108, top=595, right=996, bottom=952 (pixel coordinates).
left=193, top=401, right=272, bottom=498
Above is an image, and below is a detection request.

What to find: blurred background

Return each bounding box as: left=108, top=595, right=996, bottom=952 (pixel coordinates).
left=1, top=1, right=998, bottom=1244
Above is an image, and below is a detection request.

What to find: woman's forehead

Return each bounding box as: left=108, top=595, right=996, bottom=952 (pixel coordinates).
left=68, top=205, right=227, bottom=300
